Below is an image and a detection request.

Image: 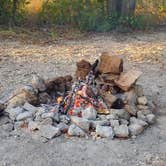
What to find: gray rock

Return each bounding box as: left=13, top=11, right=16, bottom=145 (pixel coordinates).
left=90, top=120, right=110, bottom=129
left=71, top=116, right=90, bottom=132
left=1, top=123, right=14, bottom=132
left=5, top=107, right=23, bottom=120
left=23, top=102, right=38, bottom=114
left=68, top=124, right=85, bottom=137
left=82, top=107, right=97, bottom=120
left=110, top=109, right=130, bottom=120
left=53, top=113, right=60, bottom=123
left=119, top=119, right=129, bottom=125
left=137, top=111, right=147, bottom=121
left=96, top=125, right=114, bottom=138
left=40, top=118, right=53, bottom=125
left=0, top=116, right=11, bottom=125
left=146, top=114, right=156, bottom=124
left=60, top=115, right=70, bottom=124
left=28, top=121, right=39, bottom=131
left=134, top=84, right=144, bottom=97
left=39, top=125, right=61, bottom=139
left=98, top=115, right=107, bottom=120
left=114, top=125, right=129, bottom=138
left=16, top=111, right=33, bottom=121
left=130, top=117, right=148, bottom=127
left=129, top=123, right=144, bottom=136
left=14, top=121, right=25, bottom=130
left=137, top=105, right=149, bottom=110
left=106, top=114, right=118, bottom=120
left=137, top=96, right=148, bottom=105
left=32, top=74, right=46, bottom=92
left=110, top=120, right=120, bottom=127
left=57, top=123, right=69, bottom=133
left=41, top=112, right=54, bottom=119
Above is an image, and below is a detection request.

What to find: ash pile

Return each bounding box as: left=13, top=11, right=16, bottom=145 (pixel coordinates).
left=0, top=52, right=156, bottom=141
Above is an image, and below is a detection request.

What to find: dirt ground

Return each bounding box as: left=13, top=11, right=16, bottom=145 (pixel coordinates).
left=0, top=30, right=166, bottom=166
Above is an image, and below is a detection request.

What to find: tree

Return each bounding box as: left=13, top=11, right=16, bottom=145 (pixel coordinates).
left=106, top=0, right=136, bottom=17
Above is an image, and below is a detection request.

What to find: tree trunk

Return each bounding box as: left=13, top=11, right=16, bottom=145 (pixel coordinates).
left=106, top=0, right=117, bottom=16
left=12, top=0, right=18, bottom=25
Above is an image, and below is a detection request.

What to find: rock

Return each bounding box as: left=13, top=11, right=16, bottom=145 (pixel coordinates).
left=53, top=113, right=60, bottom=123
left=23, top=102, right=38, bottom=114
left=57, top=123, right=69, bottom=133
left=1, top=123, right=14, bottom=132
left=119, top=119, right=129, bottom=125
left=110, top=120, right=119, bottom=127
left=96, top=125, right=114, bottom=138
left=98, top=52, right=123, bottom=74
left=124, top=88, right=137, bottom=105
left=137, top=96, right=148, bottom=105
left=106, top=114, right=118, bottom=120
left=60, top=115, right=70, bottom=124
left=82, top=107, right=97, bottom=120
left=98, top=115, right=107, bottom=120
left=103, top=93, right=117, bottom=107
left=28, top=121, right=39, bottom=131
left=41, top=112, right=54, bottom=119
left=0, top=116, right=11, bottom=125
left=39, top=125, right=61, bottom=139
left=90, top=120, right=110, bottom=129
left=146, top=114, right=156, bottom=124
left=125, top=104, right=137, bottom=116
left=38, top=92, right=51, bottom=104
left=114, top=125, right=129, bottom=138
left=7, top=86, right=38, bottom=108
left=71, top=116, right=90, bottom=132
left=137, top=111, right=147, bottom=121
left=134, top=84, right=144, bottom=97
left=68, top=124, right=86, bottom=137
left=110, top=109, right=130, bottom=120
left=130, top=117, right=148, bottom=127
left=14, top=121, right=25, bottom=130
left=129, top=123, right=144, bottom=136
left=137, top=105, right=149, bottom=110
left=5, top=107, right=24, bottom=120
left=16, top=111, right=33, bottom=121
left=32, top=74, right=47, bottom=92
left=69, top=108, right=82, bottom=116
left=40, top=118, right=53, bottom=125
left=115, top=69, right=142, bottom=91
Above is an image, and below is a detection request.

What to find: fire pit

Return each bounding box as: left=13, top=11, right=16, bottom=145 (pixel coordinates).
left=0, top=52, right=156, bottom=141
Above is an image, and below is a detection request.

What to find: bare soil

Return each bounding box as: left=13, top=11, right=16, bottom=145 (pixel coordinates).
left=0, top=30, right=166, bottom=166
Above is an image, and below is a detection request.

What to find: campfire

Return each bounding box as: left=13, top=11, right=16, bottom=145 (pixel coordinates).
left=0, top=52, right=156, bottom=141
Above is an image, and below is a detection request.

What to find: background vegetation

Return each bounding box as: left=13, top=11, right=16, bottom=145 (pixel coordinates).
left=0, top=0, right=165, bottom=32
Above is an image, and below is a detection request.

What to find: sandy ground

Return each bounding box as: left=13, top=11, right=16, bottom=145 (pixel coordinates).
left=0, top=30, right=166, bottom=166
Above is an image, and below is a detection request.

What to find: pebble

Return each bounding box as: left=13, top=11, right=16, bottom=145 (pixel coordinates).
left=110, top=119, right=120, bottom=127
left=23, top=102, right=38, bottom=114
left=40, top=118, right=53, bottom=125
left=28, top=121, right=39, bottom=131
left=137, top=111, right=147, bottom=122
left=60, top=115, right=70, bottom=124
left=68, top=124, right=85, bottom=137
left=106, top=114, right=118, bottom=120
left=110, top=109, right=130, bottom=120
left=125, top=104, right=137, bottom=116
left=57, top=123, right=69, bottom=133
left=146, top=114, right=156, bottom=124
left=1, top=123, right=14, bottom=132
left=39, top=125, right=61, bottom=139
left=90, top=120, right=110, bottom=129
left=137, top=96, right=148, bottom=105
left=41, top=112, right=54, bottom=119
left=130, top=117, right=148, bottom=127
left=82, top=107, right=97, bottom=120
left=16, top=111, right=33, bottom=121
left=96, top=125, right=114, bottom=138
left=71, top=116, right=90, bottom=131
left=114, top=125, right=129, bottom=138
left=0, top=116, right=11, bottom=125
left=129, top=123, right=144, bottom=136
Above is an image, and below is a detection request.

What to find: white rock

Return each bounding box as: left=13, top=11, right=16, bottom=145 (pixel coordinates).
left=119, top=119, right=129, bottom=125
left=130, top=117, right=148, bottom=127
left=106, top=114, right=118, bottom=120
left=146, top=114, right=155, bottom=124
left=57, top=123, right=69, bottom=133
left=129, top=123, right=144, bottom=136
left=16, top=111, right=33, bottom=121
left=40, top=118, right=53, bottom=125
left=6, top=107, right=23, bottom=120
left=39, top=125, right=61, bottom=139
left=96, top=125, right=114, bottom=138
left=137, top=96, right=148, bottom=105
left=71, top=116, right=90, bottom=132
left=137, top=111, right=147, bottom=121
left=60, top=115, right=70, bottom=124
left=82, top=107, right=97, bottom=120
left=23, top=102, right=37, bottom=114
left=114, top=125, right=129, bottom=138
left=68, top=124, right=85, bottom=137
left=110, top=120, right=119, bottom=127
left=28, top=121, right=39, bottom=131
left=41, top=112, right=55, bottom=119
